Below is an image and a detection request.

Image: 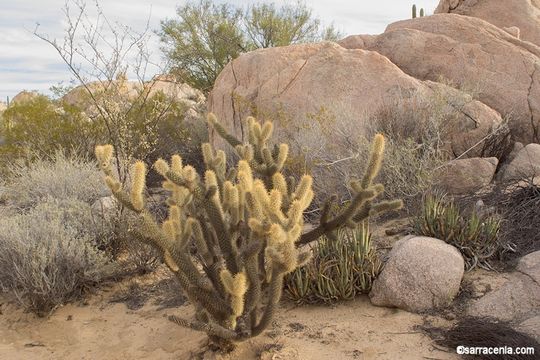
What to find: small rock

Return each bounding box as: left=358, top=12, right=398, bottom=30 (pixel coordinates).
left=91, top=196, right=118, bottom=219
left=516, top=250, right=540, bottom=284
left=501, top=144, right=540, bottom=182
left=437, top=157, right=498, bottom=195
left=515, top=315, right=540, bottom=343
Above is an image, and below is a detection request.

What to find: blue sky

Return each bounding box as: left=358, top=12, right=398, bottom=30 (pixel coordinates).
left=0, top=0, right=440, bottom=101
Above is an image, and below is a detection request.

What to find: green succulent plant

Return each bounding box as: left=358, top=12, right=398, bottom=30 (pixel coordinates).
left=413, top=193, right=503, bottom=270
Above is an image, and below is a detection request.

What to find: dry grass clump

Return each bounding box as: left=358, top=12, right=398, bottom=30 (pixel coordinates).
left=420, top=317, right=539, bottom=360
left=284, top=224, right=381, bottom=304
left=0, top=198, right=114, bottom=316
left=5, top=151, right=108, bottom=209
left=303, top=94, right=450, bottom=215
left=458, top=177, right=540, bottom=261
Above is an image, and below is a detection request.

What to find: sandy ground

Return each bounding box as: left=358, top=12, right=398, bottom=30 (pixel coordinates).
left=0, top=218, right=460, bottom=359
left=0, top=282, right=458, bottom=360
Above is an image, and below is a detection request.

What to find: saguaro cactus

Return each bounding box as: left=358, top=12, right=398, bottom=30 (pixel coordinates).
left=95, top=114, right=402, bottom=350
left=412, top=4, right=417, bottom=18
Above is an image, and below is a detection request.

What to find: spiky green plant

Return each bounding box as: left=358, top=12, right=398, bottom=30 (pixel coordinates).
left=285, top=222, right=381, bottom=304
left=413, top=194, right=502, bottom=270
left=412, top=4, right=417, bottom=18
left=419, top=8, right=425, bottom=17
left=95, top=113, right=402, bottom=351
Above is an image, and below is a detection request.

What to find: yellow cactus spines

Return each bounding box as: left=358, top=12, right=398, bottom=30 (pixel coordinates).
left=173, top=187, right=192, bottom=207
left=361, top=133, right=385, bottom=189
left=222, top=181, right=234, bottom=210
left=289, top=223, right=302, bottom=242
left=268, top=189, right=283, bottom=213
left=286, top=200, right=304, bottom=229
left=204, top=170, right=219, bottom=191
left=292, top=175, right=313, bottom=203
left=245, top=192, right=264, bottom=220
left=237, top=160, right=254, bottom=191
left=154, top=158, right=170, bottom=177
left=301, top=189, right=314, bottom=209
left=163, top=219, right=177, bottom=242
left=164, top=251, right=180, bottom=272
left=94, top=114, right=402, bottom=350
left=215, top=150, right=226, bottom=170
left=276, top=144, right=289, bottom=169
left=186, top=217, right=210, bottom=261
left=182, top=165, right=197, bottom=183
left=95, top=144, right=114, bottom=168
left=261, top=121, right=273, bottom=142
left=201, top=143, right=213, bottom=165
left=171, top=155, right=183, bottom=173
left=105, top=176, right=121, bottom=193
left=235, top=144, right=254, bottom=161
left=252, top=180, right=270, bottom=205
left=268, top=223, right=286, bottom=247
left=162, top=180, right=175, bottom=191
left=252, top=122, right=262, bottom=142
left=247, top=218, right=266, bottom=235
left=220, top=269, right=248, bottom=328
left=169, top=205, right=181, bottom=222
left=272, top=172, right=288, bottom=195
left=131, top=161, right=146, bottom=211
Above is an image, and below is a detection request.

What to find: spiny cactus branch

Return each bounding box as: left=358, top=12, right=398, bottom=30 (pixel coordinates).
left=94, top=112, right=401, bottom=350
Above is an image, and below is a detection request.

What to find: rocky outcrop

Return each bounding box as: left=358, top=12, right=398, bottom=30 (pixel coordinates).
left=11, top=90, right=39, bottom=105
left=501, top=143, right=540, bottom=181
left=437, top=157, right=498, bottom=195
left=208, top=41, right=503, bottom=158
left=341, top=14, right=540, bottom=143
left=62, top=75, right=205, bottom=120
left=435, top=0, right=540, bottom=47
left=468, top=251, right=540, bottom=323
left=369, top=236, right=464, bottom=313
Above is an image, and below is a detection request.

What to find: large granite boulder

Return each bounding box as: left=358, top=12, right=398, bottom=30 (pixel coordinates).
left=369, top=236, right=465, bottom=313
left=435, top=0, right=540, bottom=47
left=340, top=14, right=540, bottom=143
left=468, top=251, right=540, bottom=323
left=208, top=41, right=503, bottom=159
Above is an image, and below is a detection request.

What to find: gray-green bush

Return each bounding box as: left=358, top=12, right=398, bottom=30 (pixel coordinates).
left=5, top=151, right=108, bottom=209
left=0, top=198, right=113, bottom=315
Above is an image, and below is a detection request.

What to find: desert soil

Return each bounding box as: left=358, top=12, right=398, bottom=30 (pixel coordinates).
left=0, top=219, right=458, bottom=359
left=0, top=277, right=457, bottom=360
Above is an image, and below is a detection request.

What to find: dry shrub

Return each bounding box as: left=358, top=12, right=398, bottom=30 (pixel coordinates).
left=297, top=96, right=449, bottom=215
left=284, top=224, right=381, bottom=304
left=5, top=151, right=108, bottom=209
left=0, top=198, right=114, bottom=315
left=499, top=179, right=540, bottom=257
left=458, top=178, right=540, bottom=261
left=420, top=317, right=539, bottom=359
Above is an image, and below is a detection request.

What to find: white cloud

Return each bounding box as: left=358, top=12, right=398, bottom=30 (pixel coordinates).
left=0, top=0, right=440, bottom=100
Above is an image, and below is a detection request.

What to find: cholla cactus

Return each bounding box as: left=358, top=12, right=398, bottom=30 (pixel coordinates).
left=95, top=113, right=402, bottom=350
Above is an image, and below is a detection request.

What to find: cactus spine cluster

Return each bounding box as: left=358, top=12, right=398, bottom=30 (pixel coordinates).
left=95, top=113, right=402, bottom=349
